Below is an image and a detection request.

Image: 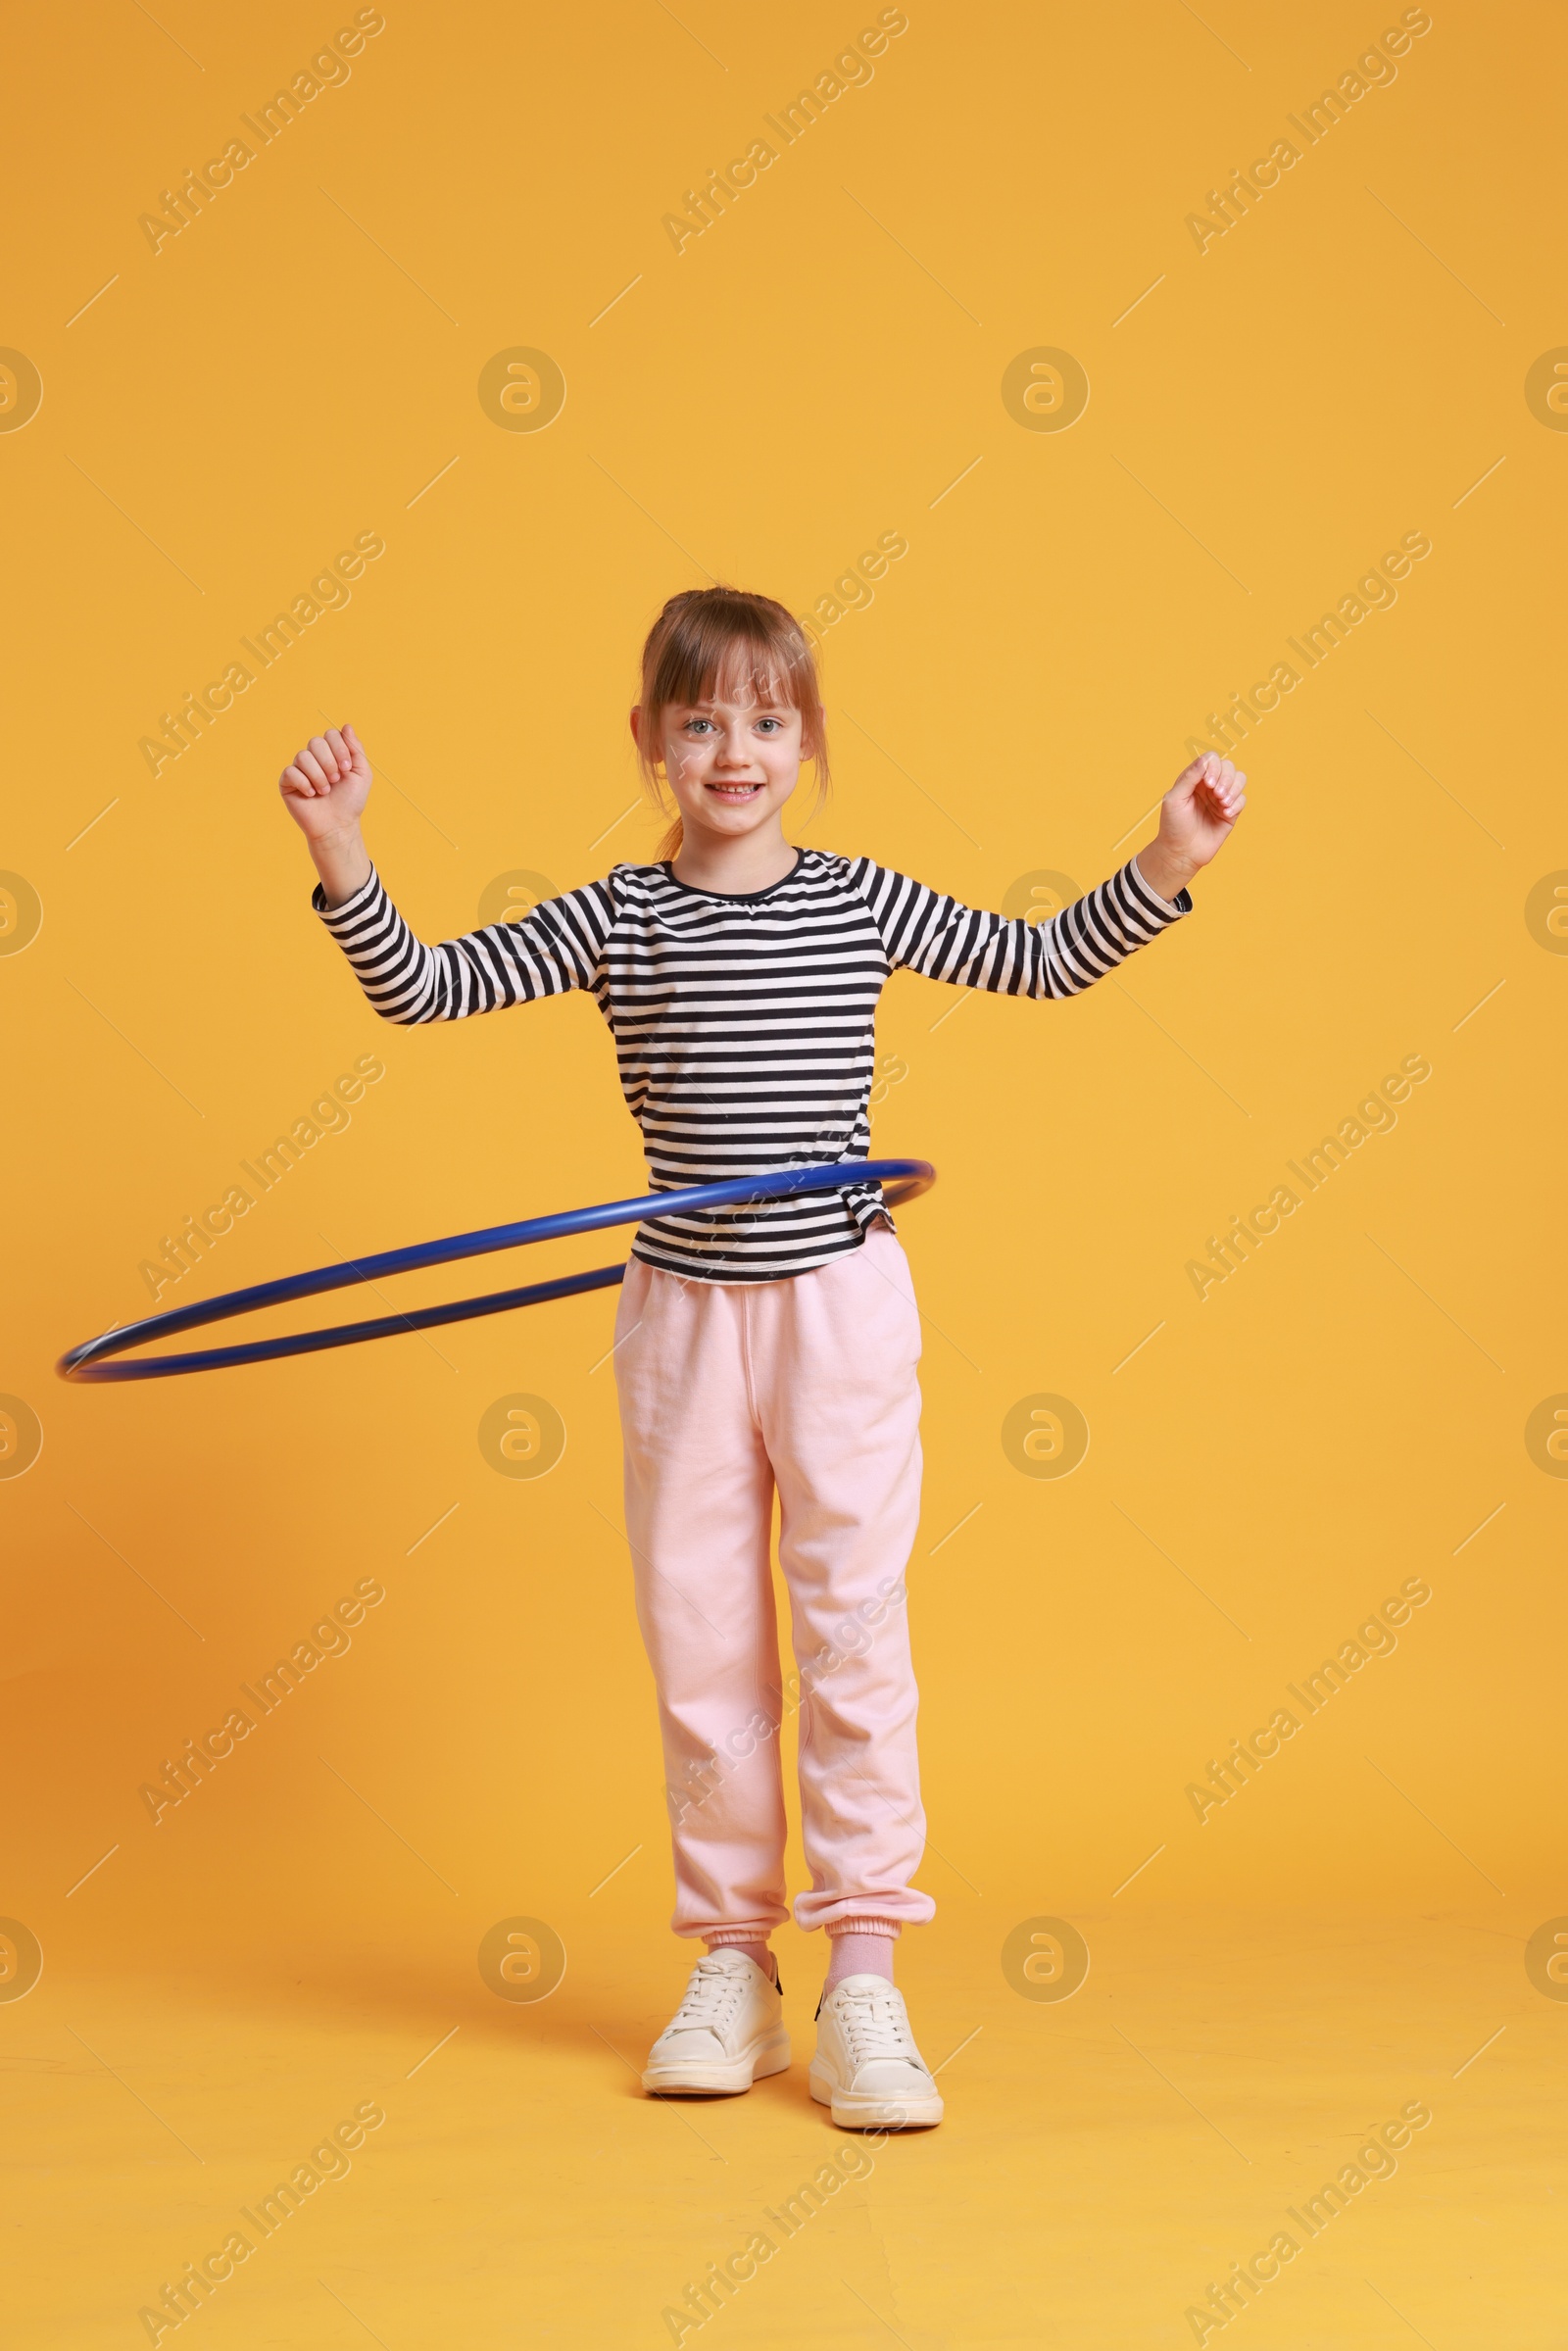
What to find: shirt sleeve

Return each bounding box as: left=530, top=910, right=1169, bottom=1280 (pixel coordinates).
left=848, top=855, right=1192, bottom=999
left=311, top=863, right=615, bottom=1023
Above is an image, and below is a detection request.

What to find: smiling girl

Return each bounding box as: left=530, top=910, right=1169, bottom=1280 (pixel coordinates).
left=278, top=584, right=1245, bottom=2129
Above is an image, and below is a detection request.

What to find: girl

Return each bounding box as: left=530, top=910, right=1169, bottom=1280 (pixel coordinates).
left=278, top=585, right=1245, bottom=2131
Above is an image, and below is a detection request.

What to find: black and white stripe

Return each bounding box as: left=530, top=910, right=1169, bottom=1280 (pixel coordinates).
left=314, top=849, right=1191, bottom=1281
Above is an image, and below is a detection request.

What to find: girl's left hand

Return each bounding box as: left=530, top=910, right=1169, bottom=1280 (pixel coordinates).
left=1136, top=753, right=1247, bottom=903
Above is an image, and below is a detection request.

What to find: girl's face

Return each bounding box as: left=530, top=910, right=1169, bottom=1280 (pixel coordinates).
left=637, top=693, right=807, bottom=845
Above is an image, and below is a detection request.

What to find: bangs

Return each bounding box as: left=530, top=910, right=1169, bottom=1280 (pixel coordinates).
left=699, top=640, right=800, bottom=712
left=649, top=609, right=813, bottom=721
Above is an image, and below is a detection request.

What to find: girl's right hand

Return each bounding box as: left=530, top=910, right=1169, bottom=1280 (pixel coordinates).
left=278, top=723, right=372, bottom=841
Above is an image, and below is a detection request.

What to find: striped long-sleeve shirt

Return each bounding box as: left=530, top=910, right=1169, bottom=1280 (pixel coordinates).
left=314, top=848, right=1191, bottom=1282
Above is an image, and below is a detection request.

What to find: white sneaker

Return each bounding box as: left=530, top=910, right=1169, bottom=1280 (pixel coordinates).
left=809, top=1975, right=944, bottom=2129
left=642, top=1950, right=790, bottom=2095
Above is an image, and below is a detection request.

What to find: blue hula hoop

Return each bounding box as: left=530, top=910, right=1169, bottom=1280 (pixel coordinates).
left=58, top=1158, right=937, bottom=1383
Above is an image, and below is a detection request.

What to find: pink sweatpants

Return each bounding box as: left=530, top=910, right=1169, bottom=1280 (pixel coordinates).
left=612, top=1225, right=935, bottom=1944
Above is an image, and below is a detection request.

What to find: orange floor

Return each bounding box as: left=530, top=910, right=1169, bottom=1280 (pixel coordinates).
left=10, top=1901, right=1558, bottom=2347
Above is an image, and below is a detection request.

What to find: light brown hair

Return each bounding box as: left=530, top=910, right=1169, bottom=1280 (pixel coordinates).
left=634, top=586, right=830, bottom=862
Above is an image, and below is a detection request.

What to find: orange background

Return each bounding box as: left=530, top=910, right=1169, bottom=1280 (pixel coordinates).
left=3, top=1, right=1564, bottom=2340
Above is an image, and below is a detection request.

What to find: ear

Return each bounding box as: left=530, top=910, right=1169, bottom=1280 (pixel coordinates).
left=628, top=705, right=643, bottom=747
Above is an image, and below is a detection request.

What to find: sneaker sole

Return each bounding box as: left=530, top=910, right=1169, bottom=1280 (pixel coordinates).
left=808, top=2063, right=944, bottom=2129
left=642, top=2031, right=791, bottom=2096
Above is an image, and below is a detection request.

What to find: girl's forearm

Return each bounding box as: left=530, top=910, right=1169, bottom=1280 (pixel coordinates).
left=310, top=824, right=373, bottom=909
left=1134, top=839, right=1197, bottom=905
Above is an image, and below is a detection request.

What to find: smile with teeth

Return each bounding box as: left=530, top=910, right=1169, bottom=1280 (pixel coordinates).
left=708, top=780, right=764, bottom=799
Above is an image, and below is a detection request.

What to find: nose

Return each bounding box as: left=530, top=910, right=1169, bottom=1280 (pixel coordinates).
left=713, top=722, right=754, bottom=768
